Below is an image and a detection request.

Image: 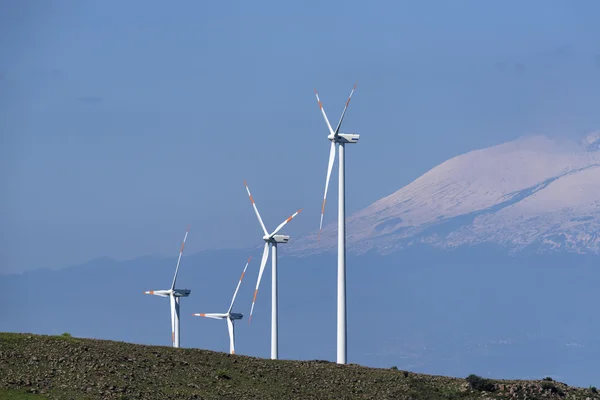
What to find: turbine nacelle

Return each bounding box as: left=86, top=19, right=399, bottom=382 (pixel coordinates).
left=192, top=312, right=243, bottom=320
left=173, top=289, right=191, bottom=297
left=335, top=133, right=360, bottom=144
left=144, top=289, right=191, bottom=297
left=263, top=234, right=290, bottom=243
left=229, top=312, right=244, bottom=320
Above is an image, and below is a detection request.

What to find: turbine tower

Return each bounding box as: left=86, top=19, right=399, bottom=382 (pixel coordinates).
left=144, top=226, right=191, bottom=348
left=314, top=84, right=359, bottom=364
left=192, top=256, right=251, bottom=355
left=244, top=181, right=302, bottom=360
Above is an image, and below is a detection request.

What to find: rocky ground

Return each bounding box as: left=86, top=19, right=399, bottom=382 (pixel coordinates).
left=1, top=332, right=598, bottom=400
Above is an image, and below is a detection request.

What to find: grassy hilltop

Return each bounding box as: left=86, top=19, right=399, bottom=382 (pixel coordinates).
left=1, top=333, right=598, bottom=400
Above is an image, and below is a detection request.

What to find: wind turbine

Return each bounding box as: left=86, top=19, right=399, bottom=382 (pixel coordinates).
left=244, top=181, right=302, bottom=360
left=314, top=84, right=359, bottom=364
left=192, top=256, right=251, bottom=355
left=144, top=226, right=191, bottom=348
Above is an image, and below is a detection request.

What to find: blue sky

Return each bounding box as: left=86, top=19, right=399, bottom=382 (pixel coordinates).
left=1, top=0, right=599, bottom=273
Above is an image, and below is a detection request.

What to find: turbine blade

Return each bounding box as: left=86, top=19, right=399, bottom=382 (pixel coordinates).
left=249, top=242, right=270, bottom=324
left=227, top=318, right=235, bottom=355
left=319, top=141, right=336, bottom=237
left=169, top=294, right=176, bottom=345
left=228, top=256, right=251, bottom=314
left=192, top=313, right=227, bottom=319
left=144, top=290, right=170, bottom=297
left=270, top=208, right=302, bottom=237
left=171, top=225, right=190, bottom=290
left=334, top=83, right=357, bottom=135
left=314, top=88, right=335, bottom=137
left=244, top=181, right=269, bottom=236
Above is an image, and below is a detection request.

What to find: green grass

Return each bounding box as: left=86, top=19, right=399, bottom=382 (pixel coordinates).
left=0, top=389, right=48, bottom=399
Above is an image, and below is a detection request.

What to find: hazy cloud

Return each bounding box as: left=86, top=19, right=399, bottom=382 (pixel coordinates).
left=77, top=96, right=104, bottom=103
left=29, top=67, right=64, bottom=81
left=551, top=44, right=573, bottom=59
left=493, top=61, right=527, bottom=74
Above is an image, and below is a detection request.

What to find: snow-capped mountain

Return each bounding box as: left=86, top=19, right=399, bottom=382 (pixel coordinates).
left=292, top=134, right=600, bottom=255
left=583, top=131, right=600, bottom=151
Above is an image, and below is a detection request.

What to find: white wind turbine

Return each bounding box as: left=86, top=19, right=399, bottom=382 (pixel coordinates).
left=192, top=256, right=251, bottom=355
left=314, top=84, right=360, bottom=364
left=144, top=226, right=191, bottom=348
left=244, top=181, right=302, bottom=360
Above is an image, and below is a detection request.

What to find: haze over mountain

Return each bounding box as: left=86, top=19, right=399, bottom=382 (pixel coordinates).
left=292, top=133, right=600, bottom=256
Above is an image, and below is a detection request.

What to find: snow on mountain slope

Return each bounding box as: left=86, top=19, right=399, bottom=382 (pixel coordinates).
left=291, top=134, right=600, bottom=255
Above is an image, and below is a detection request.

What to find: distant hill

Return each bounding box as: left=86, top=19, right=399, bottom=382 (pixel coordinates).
left=292, top=134, right=600, bottom=255
left=1, top=333, right=598, bottom=400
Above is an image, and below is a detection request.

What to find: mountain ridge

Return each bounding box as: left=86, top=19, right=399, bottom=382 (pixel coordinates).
left=290, top=134, right=600, bottom=256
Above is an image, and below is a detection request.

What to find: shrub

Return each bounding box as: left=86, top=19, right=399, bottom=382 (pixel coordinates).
left=216, top=369, right=231, bottom=380
left=590, top=386, right=598, bottom=393
left=390, top=366, right=398, bottom=370
left=541, top=381, right=564, bottom=396
left=466, top=374, right=496, bottom=392
left=61, top=332, right=72, bottom=338
left=543, top=377, right=554, bottom=381
left=402, top=371, right=409, bottom=378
